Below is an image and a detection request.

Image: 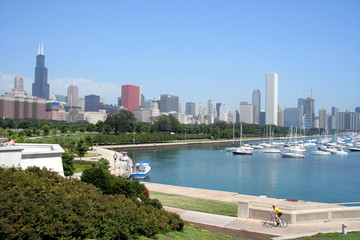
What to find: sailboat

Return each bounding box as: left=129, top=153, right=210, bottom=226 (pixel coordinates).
left=281, top=127, right=305, bottom=158
left=225, top=122, right=237, bottom=152
left=232, top=124, right=253, bottom=155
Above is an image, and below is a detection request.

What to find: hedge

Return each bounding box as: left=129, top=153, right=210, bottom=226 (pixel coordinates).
left=0, top=167, right=184, bottom=239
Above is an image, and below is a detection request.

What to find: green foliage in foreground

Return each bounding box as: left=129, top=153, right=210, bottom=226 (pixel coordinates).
left=150, top=191, right=238, bottom=217
left=291, top=232, right=360, bottom=240
left=0, top=167, right=184, bottom=239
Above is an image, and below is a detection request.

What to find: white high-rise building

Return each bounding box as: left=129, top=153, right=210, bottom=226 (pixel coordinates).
left=265, top=72, right=278, bottom=125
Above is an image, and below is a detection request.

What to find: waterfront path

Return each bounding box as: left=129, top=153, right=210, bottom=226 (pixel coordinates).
left=144, top=182, right=360, bottom=240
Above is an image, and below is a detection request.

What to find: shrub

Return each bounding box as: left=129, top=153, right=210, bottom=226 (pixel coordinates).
left=0, top=167, right=183, bottom=239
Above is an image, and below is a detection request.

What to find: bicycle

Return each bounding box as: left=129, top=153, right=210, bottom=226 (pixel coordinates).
left=264, top=213, right=288, bottom=228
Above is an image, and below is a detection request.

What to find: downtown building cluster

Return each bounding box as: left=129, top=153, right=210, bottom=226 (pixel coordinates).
left=1, top=46, right=359, bottom=131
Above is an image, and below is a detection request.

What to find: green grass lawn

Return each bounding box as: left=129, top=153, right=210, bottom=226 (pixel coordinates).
left=73, top=160, right=93, bottom=173
left=290, top=232, right=360, bottom=240
left=139, top=225, right=246, bottom=240
left=150, top=191, right=238, bottom=217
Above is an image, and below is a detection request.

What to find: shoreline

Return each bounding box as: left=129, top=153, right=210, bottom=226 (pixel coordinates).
left=102, top=137, right=285, bottom=151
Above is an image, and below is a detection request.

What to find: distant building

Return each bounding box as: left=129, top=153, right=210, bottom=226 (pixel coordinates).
left=14, top=75, right=24, bottom=90
left=239, top=102, right=253, bottom=123
left=185, top=102, right=196, bottom=116
left=252, top=87, right=261, bottom=124
left=218, top=103, right=229, bottom=122
left=260, top=111, right=266, bottom=125
left=0, top=92, right=47, bottom=120
left=319, top=108, right=328, bottom=129
left=85, top=95, right=101, bottom=112
left=355, top=107, right=360, bottom=113
left=284, top=108, right=301, bottom=128
left=337, top=111, right=360, bottom=130
left=304, top=97, right=315, bottom=128
left=85, top=110, right=107, bottom=124
left=55, top=95, right=67, bottom=102
left=121, top=85, right=141, bottom=112
left=32, top=43, right=49, bottom=100
left=207, top=99, right=214, bottom=117
left=160, top=94, right=179, bottom=113
left=277, top=104, right=284, bottom=127
left=67, top=85, right=79, bottom=107
left=265, top=72, right=278, bottom=125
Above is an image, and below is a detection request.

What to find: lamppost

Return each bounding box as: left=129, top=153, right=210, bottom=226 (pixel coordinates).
left=113, top=152, right=118, bottom=175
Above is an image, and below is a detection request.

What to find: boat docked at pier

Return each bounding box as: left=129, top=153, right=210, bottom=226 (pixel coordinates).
left=131, top=161, right=151, bottom=179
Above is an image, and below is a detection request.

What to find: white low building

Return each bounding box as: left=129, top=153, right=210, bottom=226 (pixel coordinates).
left=0, top=143, right=65, bottom=176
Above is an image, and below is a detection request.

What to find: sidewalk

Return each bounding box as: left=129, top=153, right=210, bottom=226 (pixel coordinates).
left=144, top=182, right=360, bottom=239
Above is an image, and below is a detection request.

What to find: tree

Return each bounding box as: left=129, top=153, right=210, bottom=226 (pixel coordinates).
left=75, top=138, right=88, bottom=160
left=61, top=152, right=75, bottom=177
left=60, top=124, right=68, bottom=134
left=153, top=115, right=171, bottom=132
left=96, top=158, right=110, bottom=170
left=105, top=110, right=136, bottom=134
left=42, top=124, right=50, bottom=136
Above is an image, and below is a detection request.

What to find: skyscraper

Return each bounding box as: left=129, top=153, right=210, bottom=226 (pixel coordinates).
left=319, top=108, right=328, bottom=129
left=14, top=75, right=24, bottom=90
left=185, top=102, right=196, bottom=116
left=32, top=43, right=49, bottom=99
left=252, top=87, right=261, bottom=124
left=207, top=99, right=214, bottom=116
left=67, top=85, right=79, bottom=107
left=284, top=108, right=301, bottom=127
left=85, top=95, right=101, bottom=112
left=304, top=97, right=315, bottom=128
left=121, top=85, right=141, bottom=112
left=265, top=72, right=278, bottom=125
left=160, top=94, right=179, bottom=112
left=239, top=102, right=253, bottom=123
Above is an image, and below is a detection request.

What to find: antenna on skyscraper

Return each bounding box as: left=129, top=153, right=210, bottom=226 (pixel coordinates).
left=38, top=43, right=41, bottom=55
left=41, top=42, right=44, bottom=55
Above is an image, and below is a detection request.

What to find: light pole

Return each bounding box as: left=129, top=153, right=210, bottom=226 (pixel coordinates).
left=113, top=152, right=118, bottom=175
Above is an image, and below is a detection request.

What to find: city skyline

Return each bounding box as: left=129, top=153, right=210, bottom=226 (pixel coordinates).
left=0, top=0, right=359, bottom=113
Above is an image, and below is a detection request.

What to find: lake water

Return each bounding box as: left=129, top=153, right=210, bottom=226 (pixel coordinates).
left=126, top=142, right=360, bottom=204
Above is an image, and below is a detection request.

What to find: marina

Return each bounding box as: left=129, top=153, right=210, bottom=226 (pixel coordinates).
left=124, top=136, right=360, bottom=205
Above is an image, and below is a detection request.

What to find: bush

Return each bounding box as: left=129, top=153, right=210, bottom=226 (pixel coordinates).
left=81, top=166, right=163, bottom=209
left=0, top=167, right=183, bottom=239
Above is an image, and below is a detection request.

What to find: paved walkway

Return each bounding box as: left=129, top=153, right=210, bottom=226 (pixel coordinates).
left=144, top=182, right=360, bottom=239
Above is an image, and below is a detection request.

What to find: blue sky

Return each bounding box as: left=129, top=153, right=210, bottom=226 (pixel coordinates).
left=0, top=0, right=359, bottom=113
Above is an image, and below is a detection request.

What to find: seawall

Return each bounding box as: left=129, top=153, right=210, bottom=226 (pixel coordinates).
left=143, top=182, right=360, bottom=224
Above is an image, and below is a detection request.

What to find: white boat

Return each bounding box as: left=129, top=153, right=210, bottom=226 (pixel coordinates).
left=131, top=161, right=151, bottom=179
left=281, top=152, right=305, bottom=158
left=232, top=147, right=253, bottom=155
left=332, top=148, right=348, bottom=155
left=252, top=144, right=264, bottom=149
left=232, top=124, right=253, bottom=156
left=262, top=148, right=281, bottom=153
left=311, top=150, right=331, bottom=155
left=349, top=147, right=360, bottom=152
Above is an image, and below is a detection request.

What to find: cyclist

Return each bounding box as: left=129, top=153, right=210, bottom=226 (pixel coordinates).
left=272, top=205, right=282, bottom=226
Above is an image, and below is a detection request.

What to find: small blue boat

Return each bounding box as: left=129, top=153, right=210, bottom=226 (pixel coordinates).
left=131, top=161, right=151, bottom=179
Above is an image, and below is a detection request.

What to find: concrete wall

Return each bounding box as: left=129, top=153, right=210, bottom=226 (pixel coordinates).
left=0, top=143, right=65, bottom=176
left=238, top=202, right=360, bottom=224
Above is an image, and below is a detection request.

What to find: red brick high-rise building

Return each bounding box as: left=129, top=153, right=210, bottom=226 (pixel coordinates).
left=121, top=85, right=141, bottom=112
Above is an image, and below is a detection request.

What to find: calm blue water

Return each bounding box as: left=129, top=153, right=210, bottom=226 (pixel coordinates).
left=126, top=143, right=360, bottom=204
